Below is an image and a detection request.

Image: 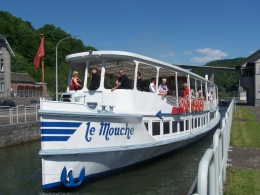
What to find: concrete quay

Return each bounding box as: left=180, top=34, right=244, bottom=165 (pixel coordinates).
left=0, top=121, right=40, bottom=148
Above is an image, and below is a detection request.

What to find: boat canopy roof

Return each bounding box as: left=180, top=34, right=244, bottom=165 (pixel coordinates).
left=65, top=50, right=215, bottom=85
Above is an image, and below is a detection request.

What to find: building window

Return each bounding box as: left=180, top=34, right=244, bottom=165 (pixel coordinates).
left=0, top=59, right=3, bottom=71
left=0, top=78, right=4, bottom=91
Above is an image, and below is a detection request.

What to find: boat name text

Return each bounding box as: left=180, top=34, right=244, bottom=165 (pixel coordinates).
left=85, top=122, right=134, bottom=142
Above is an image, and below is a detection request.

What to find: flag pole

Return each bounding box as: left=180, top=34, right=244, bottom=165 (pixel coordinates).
left=40, top=34, right=45, bottom=98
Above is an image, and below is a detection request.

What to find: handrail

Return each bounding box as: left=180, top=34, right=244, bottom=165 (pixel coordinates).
left=193, top=98, right=234, bottom=195
left=0, top=105, right=40, bottom=125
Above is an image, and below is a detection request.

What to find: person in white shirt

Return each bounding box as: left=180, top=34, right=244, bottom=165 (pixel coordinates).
left=149, top=78, right=156, bottom=92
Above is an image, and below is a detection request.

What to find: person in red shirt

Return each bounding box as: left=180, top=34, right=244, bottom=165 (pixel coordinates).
left=70, top=71, right=82, bottom=90
left=183, top=83, right=189, bottom=98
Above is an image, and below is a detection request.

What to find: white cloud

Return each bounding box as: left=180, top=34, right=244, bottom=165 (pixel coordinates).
left=184, top=51, right=192, bottom=55
left=249, top=50, right=255, bottom=55
left=191, top=47, right=228, bottom=63
left=160, top=53, right=175, bottom=58
left=98, top=42, right=114, bottom=47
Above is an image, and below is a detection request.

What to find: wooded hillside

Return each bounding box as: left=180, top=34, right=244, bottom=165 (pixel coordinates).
left=0, top=11, right=96, bottom=95
left=192, top=58, right=244, bottom=97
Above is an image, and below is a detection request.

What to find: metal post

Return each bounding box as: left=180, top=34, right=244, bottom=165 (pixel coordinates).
left=56, top=35, right=79, bottom=101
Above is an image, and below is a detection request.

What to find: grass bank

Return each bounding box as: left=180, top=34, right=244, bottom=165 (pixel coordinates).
left=225, top=168, right=260, bottom=195
left=230, top=106, right=260, bottom=147
left=224, top=106, right=260, bottom=195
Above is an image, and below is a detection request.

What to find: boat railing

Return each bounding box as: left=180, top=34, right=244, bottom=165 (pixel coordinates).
left=191, top=98, right=234, bottom=195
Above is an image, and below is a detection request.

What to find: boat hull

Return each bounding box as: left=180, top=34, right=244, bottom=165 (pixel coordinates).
left=40, top=111, right=220, bottom=189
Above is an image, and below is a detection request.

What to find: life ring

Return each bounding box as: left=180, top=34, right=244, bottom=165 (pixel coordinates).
left=184, top=99, right=190, bottom=113
left=194, top=100, right=199, bottom=112
left=191, top=99, right=195, bottom=112
left=179, top=98, right=184, bottom=106
left=179, top=98, right=185, bottom=114
left=199, top=100, right=204, bottom=112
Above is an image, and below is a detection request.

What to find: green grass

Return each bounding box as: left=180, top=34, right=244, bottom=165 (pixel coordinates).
left=224, top=106, right=260, bottom=195
left=230, top=106, right=260, bottom=147
left=224, top=168, right=260, bottom=195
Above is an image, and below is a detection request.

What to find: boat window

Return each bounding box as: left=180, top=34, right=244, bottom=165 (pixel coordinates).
left=180, top=120, right=184, bottom=132
left=158, top=68, right=176, bottom=96
left=201, top=117, right=204, bottom=126
left=172, top=121, right=178, bottom=133
left=195, top=118, right=198, bottom=128
left=163, top=121, right=170, bottom=134
left=104, top=60, right=136, bottom=90
left=192, top=118, right=194, bottom=129
left=152, top=122, right=160, bottom=136
left=198, top=118, right=201, bottom=127
left=186, top=120, right=189, bottom=131
left=210, top=112, right=214, bottom=121
left=137, top=63, right=157, bottom=92
left=144, top=122, right=149, bottom=131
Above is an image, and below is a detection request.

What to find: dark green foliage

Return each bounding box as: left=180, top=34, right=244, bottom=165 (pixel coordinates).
left=0, top=11, right=97, bottom=93
left=192, top=58, right=245, bottom=97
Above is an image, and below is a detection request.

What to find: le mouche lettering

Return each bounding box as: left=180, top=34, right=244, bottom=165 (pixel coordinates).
left=85, top=122, right=134, bottom=142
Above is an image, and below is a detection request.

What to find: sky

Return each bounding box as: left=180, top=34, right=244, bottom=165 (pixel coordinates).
left=1, top=0, right=260, bottom=66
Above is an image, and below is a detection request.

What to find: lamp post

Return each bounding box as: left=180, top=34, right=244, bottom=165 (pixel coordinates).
left=55, top=35, right=79, bottom=101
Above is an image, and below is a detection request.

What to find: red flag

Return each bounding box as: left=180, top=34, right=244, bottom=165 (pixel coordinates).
left=33, top=36, right=45, bottom=71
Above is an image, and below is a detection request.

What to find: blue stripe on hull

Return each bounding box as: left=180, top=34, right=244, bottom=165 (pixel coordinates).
left=41, top=122, right=82, bottom=127
left=41, top=136, right=70, bottom=141
left=41, top=129, right=76, bottom=134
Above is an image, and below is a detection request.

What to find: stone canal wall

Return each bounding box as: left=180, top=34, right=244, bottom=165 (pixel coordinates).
left=0, top=121, right=40, bottom=148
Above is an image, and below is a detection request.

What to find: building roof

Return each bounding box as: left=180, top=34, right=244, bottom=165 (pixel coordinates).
left=11, top=72, right=35, bottom=83
left=235, top=49, right=260, bottom=69
left=0, top=34, right=15, bottom=57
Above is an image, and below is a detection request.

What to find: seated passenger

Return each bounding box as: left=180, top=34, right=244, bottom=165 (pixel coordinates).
left=149, top=78, right=156, bottom=92
left=197, top=90, right=204, bottom=100
left=88, top=68, right=100, bottom=90
left=208, top=91, right=214, bottom=101
left=190, top=89, right=196, bottom=99
left=70, top=71, right=82, bottom=90
left=111, top=69, right=130, bottom=91
left=137, top=71, right=144, bottom=91
left=158, top=78, right=168, bottom=95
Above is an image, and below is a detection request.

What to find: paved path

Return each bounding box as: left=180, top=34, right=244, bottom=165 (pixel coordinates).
left=245, top=106, right=260, bottom=121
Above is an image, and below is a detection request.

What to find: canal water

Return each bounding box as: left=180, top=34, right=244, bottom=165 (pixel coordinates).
left=0, top=107, right=228, bottom=195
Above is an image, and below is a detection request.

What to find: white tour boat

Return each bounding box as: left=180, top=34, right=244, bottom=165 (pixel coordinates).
left=38, top=50, right=220, bottom=190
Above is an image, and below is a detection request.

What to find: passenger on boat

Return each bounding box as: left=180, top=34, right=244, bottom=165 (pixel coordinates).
left=136, top=71, right=144, bottom=91
left=208, top=91, right=214, bottom=101
left=208, top=91, right=214, bottom=109
left=182, top=83, right=189, bottom=98
left=149, top=78, right=156, bottom=93
left=88, top=68, right=100, bottom=90
left=190, top=89, right=196, bottom=99
left=197, top=90, right=204, bottom=100
left=158, top=78, right=168, bottom=95
left=70, top=71, right=82, bottom=90
left=111, top=69, right=130, bottom=91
